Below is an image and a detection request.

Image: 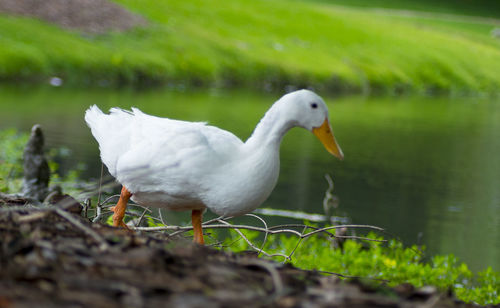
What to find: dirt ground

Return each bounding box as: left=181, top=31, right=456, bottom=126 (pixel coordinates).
left=0, top=0, right=146, bottom=33
left=0, top=198, right=481, bottom=308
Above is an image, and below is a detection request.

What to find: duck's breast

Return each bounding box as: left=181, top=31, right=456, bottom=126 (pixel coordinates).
left=203, top=147, right=280, bottom=217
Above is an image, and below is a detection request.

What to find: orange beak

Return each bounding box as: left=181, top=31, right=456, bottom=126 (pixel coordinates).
left=312, top=118, right=344, bottom=160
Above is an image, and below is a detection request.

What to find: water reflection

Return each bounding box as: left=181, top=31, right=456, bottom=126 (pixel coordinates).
left=0, top=86, right=498, bottom=271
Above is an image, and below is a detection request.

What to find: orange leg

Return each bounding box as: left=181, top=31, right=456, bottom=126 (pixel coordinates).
left=110, top=186, right=132, bottom=229
left=191, top=209, right=204, bottom=245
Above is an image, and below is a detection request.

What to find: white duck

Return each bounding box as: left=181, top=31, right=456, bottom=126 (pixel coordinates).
left=85, top=89, right=343, bottom=244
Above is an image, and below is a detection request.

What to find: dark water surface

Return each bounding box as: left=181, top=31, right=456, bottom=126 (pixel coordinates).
left=1, top=86, right=499, bottom=271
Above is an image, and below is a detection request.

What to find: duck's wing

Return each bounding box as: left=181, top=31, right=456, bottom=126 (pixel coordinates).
left=86, top=106, right=244, bottom=197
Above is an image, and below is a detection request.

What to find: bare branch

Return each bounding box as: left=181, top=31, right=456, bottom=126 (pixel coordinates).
left=96, top=163, right=104, bottom=208
left=83, top=198, right=90, bottom=221
left=241, top=259, right=285, bottom=296
left=133, top=223, right=386, bottom=246
left=135, top=208, right=149, bottom=227
left=301, top=224, right=384, bottom=238
left=288, top=225, right=307, bottom=260
left=134, top=223, right=383, bottom=238
left=158, top=208, right=167, bottom=225
left=217, top=219, right=289, bottom=261
left=92, top=201, right=103, bottom=223
left=244, top=213, right=269, bottom=257
left=315, top=270, right=390, bottom=283
left=99, top=194, right=120, bottom=206
left=17, top=211, right=49, bottom=223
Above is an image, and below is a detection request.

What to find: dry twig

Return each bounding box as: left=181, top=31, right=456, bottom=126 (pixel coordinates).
left=217, top=219, right=290, bottom=261
left=131, top=217, right=386, bottom=263
left=241, top=259, right=284, bottom=296
left=134, top=223, right=384, bottom=242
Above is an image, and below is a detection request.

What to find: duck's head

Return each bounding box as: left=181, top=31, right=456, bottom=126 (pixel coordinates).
left=281, top=89, right=344, bottom=160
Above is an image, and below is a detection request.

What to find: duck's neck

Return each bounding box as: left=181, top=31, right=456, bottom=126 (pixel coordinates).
left=245, top=102, right=298, bottom=150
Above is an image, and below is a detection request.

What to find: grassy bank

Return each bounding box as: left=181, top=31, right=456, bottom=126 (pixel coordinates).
left=301, top=0, right=500, bottom=18
left=1, top=0, right=500, bottom=94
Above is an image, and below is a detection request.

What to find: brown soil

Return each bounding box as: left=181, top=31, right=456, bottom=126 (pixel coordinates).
left=0, top=199, right=477, bottom=308
left=0, top=0, right=146, bottom=34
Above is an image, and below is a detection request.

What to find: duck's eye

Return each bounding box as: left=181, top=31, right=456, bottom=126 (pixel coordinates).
left=311, top=103, right=318, bottom=109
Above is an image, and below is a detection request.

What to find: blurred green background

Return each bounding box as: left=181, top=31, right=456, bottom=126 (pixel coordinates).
left=1, top=0, right=500, bottom=93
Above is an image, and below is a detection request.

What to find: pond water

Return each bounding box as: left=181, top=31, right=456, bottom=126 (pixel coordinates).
left=1, top=86, right=499, bottom=272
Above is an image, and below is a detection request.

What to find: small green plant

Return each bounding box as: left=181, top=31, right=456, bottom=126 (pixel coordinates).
left=455, top=267, right=500, bottom=305
left=217, top=228, right=500, bottom=305
left=0, top=129, right=29, bottom=192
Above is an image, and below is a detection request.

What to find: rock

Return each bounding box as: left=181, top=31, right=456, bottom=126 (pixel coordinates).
left=44, top=186, right=83, bottom=215
left=0, top=192, right=35, bottom=206
left=22, top=125, right=50, bottom=202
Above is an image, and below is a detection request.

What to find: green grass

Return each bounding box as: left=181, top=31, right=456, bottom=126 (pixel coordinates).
left=300, top=0, right=500, bottom=18
left=1, top=0, right=500, bottom=94
left=221, top=229, right=500, bottom=305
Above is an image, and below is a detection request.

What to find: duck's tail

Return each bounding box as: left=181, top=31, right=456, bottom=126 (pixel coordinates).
left=85, top=105, right=134, bottom=176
